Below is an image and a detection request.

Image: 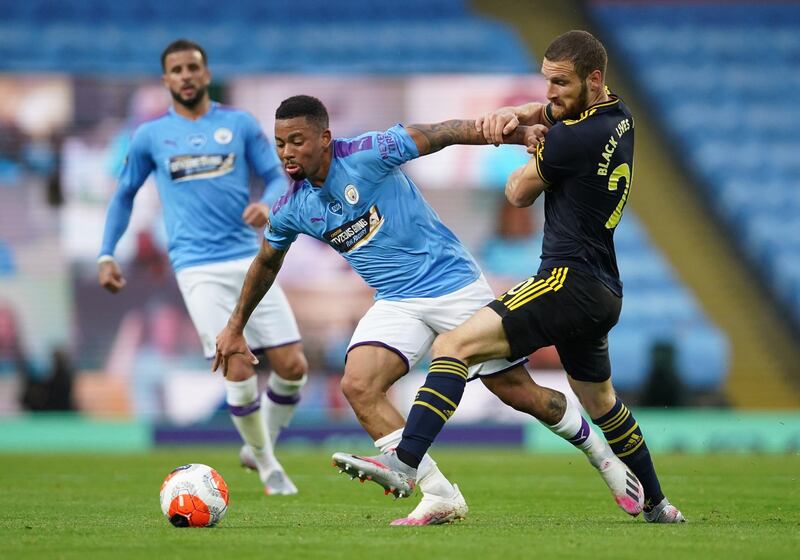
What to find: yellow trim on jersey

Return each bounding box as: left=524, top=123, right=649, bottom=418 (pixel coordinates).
left=534, top=142, right=551, bottom=185
left=418, top=387, right=458, bottom=410
left=412, top=400, right=449, bottom=422
left=562, top=96, right=620, bottom=126
left=505, top=268, right=569, bottom=311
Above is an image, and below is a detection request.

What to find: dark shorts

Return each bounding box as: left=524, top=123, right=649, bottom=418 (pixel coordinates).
left=487, top=266, right=622, bottom=382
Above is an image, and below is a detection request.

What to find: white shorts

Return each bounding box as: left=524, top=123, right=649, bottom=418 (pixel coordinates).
left=176, top=256, right=301, bottom=358
left=348, top=275, right=525, bottom=381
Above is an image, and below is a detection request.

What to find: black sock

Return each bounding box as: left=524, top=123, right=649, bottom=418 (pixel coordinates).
left=395, top=357, right=468, bottom=468
left=592, top=397, right=665, bottom=510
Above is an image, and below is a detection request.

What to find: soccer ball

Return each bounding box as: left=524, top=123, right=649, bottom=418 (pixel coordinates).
left=159, top=464, right=229, bottom=527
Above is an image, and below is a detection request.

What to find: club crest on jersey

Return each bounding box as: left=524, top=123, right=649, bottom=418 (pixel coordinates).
left=344, top=184, right=359, bottom=205
left=187, top=133, right=206, bottom=148
left=214, top=127, right=233, bottom=145
left=328, top=201, right=343, bottom=216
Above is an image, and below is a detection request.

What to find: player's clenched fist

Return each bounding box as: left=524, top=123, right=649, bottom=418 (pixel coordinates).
left=475, top=108, right=520, bottom=145
left=98, top=258, right=126, bottom=293
left=242, top=202, right=270, bottom=228
left=524, top=124, right=549, bottom=153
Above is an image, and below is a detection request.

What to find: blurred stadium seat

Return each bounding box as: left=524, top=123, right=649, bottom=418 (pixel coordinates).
left=590, top=1, right=800, bottom=332
left=611, top=215, right=729, bottom=392
left=0, top=0, right=533, bottom=75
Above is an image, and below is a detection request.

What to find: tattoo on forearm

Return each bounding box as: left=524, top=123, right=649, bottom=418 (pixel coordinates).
left=408, top=120, right=531, bottom=155
left=407, top=120, right=486, bottom=154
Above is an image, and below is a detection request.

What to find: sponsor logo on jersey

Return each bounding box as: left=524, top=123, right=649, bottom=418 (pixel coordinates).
left=323, top=205, right=384, bottom=253
left=328, top=201, right=343, bottom=216
left=187, top=133, right=207, bottom=148
left=169, top=153, right=235, bottom=182
left=377, top=132, right=398, bottom=159
left=214, top=127, right=233, bottom=145
left=344, top=184, right=359, bottom=205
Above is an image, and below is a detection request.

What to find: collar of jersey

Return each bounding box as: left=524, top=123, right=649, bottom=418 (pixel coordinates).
left=587, top=92, right=620, bottom=114
left=562, top=93, right=620, bottom=125
left=168, top=101, right=218, bottom=122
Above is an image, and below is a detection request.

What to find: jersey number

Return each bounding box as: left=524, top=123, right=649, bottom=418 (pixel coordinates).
left=604, top=163, right=631, bottom=229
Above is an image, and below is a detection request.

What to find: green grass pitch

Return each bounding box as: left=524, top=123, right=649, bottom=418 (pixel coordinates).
left=1, top=448, right=798, bottom=560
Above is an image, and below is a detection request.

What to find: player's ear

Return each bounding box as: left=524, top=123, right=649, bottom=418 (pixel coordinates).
left=587, top=69, right=604, bottom=94
left=321, top=129, right=332, bottom=148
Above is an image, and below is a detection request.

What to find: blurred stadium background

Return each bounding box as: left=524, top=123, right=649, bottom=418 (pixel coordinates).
left=1, top=0, right=799, bottom=456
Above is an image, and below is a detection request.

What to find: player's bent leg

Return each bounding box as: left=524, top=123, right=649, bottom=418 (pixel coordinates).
left=374, top=427, right=467, bottom=525
left=482, top=368, right=643, bottom=516
left=431, top=307, right=513, bottom=366
left=226, top=356, right=296, bottom=496
left=389, top=309, right=511, bottom=471
left=262, top=342, right=308, bottom=446
left=335, top=346, right=414, bottom=498
left=340, top=345, right=408, bottom=439
left=570, top=377, right=684, bottom=521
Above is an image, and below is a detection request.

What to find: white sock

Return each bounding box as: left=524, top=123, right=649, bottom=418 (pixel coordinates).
left=226, top=376, right=279, bottom=475
left=263, top=373, right=307, bottom=446
left=544, top=397, right=613, bottom=468
left=375, top=428, right=456, bottom=498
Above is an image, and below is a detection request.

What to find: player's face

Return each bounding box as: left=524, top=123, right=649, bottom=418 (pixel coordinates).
left=541, top=58, right=590, bottom=120
left=274, top=117, right=331, bottom=182
left=162, top=50, right=211, bottom=109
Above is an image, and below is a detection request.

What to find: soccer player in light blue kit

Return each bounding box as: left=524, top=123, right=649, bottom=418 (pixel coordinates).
left=214, top=95, right=644, bottom=525
left=98, top=40, right=308, bottom=496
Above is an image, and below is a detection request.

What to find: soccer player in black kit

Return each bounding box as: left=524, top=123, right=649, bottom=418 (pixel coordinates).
left=336, top=30, right=685, bottom=524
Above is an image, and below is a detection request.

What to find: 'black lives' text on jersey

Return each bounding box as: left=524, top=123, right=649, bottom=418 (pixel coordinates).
left=534, top=94, right=633, bottom=296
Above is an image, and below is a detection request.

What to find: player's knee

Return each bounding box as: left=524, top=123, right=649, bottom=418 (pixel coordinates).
left=431, top=331, right=463, bottom=360
left=340, top=371, right=379, bottom=407
left=275, top=351, right=308, bottom=381
left=573, top=384, right=616, bottom=418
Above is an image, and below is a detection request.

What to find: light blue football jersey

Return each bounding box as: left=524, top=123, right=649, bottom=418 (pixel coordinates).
left=100, top=102, right=287, bottom=271
left=267, top=125, right=481, bottom=300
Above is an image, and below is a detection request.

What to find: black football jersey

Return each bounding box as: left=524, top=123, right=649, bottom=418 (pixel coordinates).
left=534, top=94, right=634, bottom=296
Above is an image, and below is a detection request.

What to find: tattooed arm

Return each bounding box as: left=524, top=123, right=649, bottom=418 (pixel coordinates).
left=406, top=120, right=543, bottom=157
left=212, top=238, right=288, bottom=376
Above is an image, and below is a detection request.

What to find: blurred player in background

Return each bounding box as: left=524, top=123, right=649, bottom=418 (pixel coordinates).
left=214, top=94, right=644, bottom=525
left=339, top=30, right=685, bottom=524
left=98, top=39, right=308, bottom=496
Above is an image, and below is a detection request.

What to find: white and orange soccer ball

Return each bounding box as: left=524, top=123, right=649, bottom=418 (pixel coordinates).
left=159, top=464, right=229, bottom=527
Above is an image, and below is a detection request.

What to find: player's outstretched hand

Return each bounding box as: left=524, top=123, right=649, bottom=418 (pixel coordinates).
left=476, top=108, right=520, bottom=145
left=213, top=324, right=258, bottom=377
left=98, top=259, right=126, bottom=293
left=242, top=202, right=270, bottom=228
left=524, top=124, right=549, bottom=154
